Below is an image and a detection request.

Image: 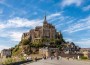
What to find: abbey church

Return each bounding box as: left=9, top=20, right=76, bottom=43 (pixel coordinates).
left=21, top=15, right=61, bottom=43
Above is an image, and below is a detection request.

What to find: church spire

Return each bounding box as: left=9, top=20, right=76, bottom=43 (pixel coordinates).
left=44, top=14, right=46, bottom=21
left=43, top=13, right=47, bottom=24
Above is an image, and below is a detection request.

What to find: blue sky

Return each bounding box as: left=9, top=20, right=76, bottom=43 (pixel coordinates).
left=0, top=0, right=90, bottom=51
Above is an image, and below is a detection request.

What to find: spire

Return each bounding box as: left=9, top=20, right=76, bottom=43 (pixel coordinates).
left=43, top=13, right=47, bottom=24
left=44, top=13, right=46, bottom=21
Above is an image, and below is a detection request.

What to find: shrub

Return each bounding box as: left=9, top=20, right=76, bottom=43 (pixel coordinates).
left=2, top=58, right=13, bottom=65
left=81, top=56, right=88, bottom=60
left=20, top=57, right=25, bottom=61
left=21, top=39, right=30, bottom=45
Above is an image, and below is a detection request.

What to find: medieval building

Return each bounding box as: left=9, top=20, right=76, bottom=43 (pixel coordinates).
left=1, top=49, right=11, bottom=58
left=21, top=15, right=60, bottom=43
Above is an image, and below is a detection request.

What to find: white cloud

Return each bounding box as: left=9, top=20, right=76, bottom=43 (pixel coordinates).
left=0, top=24, right=6, bottom=29
left=0, top=45, right=10, bottom=53
left=65, top=38, right=73, bottom=42
left=75, top=38, right=90, bottom=48
left=0, top=30, right=27, bottom=42
left=83, top=5, right=90, bottom=11
left=0, top=17, right=43, bottom=29
left=7, top=17, right=42, bottom=28
left=63, top=16, right=90, bottom=33
left=0, top=17, right=42, bottom=42
left=9, top=32, right=23, bottom=41
left=47, top=12, right=61, bottom=20
left=61, top=0, right=83, bottom=7
left=47, top=12, right=67, bottom=23
left=0, top=12, right=63, bottom=29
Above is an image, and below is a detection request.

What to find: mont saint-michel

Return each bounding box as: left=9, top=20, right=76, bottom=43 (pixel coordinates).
left=0, top=15, right=90, bottom=65
left=1, top=14, right=90, bottom=65
left=22, top=15, right=62, bottom=44
left=1, top=15, right=81, bottom=58
left=0, top=0, right=90, bottom=65
left=17, top=15, right=65, bottom=56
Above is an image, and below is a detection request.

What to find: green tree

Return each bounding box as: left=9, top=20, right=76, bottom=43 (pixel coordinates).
left=20, top=39, right=30, bottom=45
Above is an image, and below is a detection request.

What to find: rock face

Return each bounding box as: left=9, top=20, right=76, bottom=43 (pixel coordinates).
left=21, top=15, right=61, bottom=43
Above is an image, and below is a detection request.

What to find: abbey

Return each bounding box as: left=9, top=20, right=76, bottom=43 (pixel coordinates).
left=21, top=15, right=61, bottom=43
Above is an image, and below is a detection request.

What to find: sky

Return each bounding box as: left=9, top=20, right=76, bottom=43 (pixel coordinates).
left=0, top=0, right=90, bottom=51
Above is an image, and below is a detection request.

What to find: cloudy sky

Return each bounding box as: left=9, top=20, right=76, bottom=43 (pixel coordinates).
left=0, top=0, right=90, bottom=51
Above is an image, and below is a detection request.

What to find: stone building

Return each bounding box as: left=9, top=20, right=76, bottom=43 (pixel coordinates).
left=21, top=15, right=60, bottom=43
left=62, top=42, right=80, bottom=54
left=39, top=47, right=59, bottom=58
left=80, top=48, right=90, bottom=59
left=1, top=49, right=11, bottom=58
